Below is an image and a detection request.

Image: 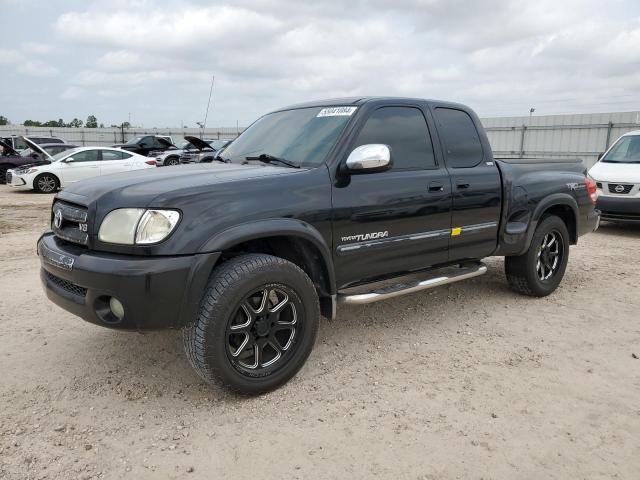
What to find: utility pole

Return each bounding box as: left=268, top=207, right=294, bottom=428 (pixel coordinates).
left=202, top=75, right=215, bottom=137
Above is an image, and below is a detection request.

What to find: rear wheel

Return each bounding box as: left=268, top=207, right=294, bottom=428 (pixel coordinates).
left=505, top=215, right=570, bottom=297
left=33, top=173, right=59, bottom=193
left=183, top=254, right=320, bottom=394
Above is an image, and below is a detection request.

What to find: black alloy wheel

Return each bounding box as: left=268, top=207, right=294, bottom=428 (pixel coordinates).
left=505, top=215, right=570, bottom=297
left=226, top=286, right=301, bottom=374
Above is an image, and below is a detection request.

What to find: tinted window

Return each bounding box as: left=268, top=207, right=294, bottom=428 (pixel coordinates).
left=354, top=107, right=436, bottom=170
left=434, top=108, right=483, bottom=168
left=101, top=150, right=129, bottom=160
left=68, top=150, right=99, bottom=162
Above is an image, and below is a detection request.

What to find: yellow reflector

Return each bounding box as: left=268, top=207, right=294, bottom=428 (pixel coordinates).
left=451, top=227, right=462, bottom=237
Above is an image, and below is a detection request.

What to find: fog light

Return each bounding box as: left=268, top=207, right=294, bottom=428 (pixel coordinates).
left=109, top=297, right=125, bottom=320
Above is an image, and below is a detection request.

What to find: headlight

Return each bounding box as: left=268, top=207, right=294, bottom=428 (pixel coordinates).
left=98, top=208, right=180, bottom=245
left=135, top=210, right=181, bottom=244
left=24, top=168, right=38, bottom=174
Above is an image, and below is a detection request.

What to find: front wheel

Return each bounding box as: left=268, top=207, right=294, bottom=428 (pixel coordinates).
left=183, top=254, right=320, bottom=394
left=33, top=173, right=59, bottom=193
left=505, top=215, right=570, bottom=297
left=165, top=157, right=180, bottom=166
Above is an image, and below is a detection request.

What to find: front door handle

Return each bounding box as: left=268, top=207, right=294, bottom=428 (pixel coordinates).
left=456, top=182, right=470, bottom=189
left=428, top=182, right=444, bottom=192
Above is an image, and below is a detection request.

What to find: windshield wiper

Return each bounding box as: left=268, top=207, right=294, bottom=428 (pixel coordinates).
left=244, top=153, right=300, bottom=168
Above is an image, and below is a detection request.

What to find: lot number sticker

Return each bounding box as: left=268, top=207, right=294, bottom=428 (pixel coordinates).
left=317, top=106, right=357, bottom=117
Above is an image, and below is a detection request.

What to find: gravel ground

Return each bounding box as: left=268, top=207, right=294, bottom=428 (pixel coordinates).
left=1, top=185, right=639, bottom=480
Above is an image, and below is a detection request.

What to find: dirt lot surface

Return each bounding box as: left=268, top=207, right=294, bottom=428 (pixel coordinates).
left=1, top=185, right=639, bottom=480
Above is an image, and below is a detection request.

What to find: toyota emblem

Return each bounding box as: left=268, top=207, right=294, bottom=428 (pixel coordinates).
left=54, top=210, right=63, bottom=229
left=615, top=184, right=625, bottom=193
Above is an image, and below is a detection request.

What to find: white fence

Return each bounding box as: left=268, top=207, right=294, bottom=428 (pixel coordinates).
left=0, top=126, right=244, bottom=147
left=481, top=111, right=640, bottom=167
left=3, top=111, right=640, bottom=168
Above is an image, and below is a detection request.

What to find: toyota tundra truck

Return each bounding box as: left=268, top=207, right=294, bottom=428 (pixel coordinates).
left=37, top=97, right=600, bottom=394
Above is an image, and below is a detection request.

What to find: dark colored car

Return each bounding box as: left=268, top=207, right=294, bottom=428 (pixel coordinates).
left=0, top=139, right=77, bottom=183
left=38, top=97, right=599, bottom=394
left=112, top=135, right=174, bottom=157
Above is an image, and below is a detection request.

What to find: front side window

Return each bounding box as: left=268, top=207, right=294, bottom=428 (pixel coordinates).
left=220, top=107, right=355, bottom=167
left=602, top=135, right=640, bottom=164
left=353, top=106, right=436, bottom=170
left=434, top=108, right=483, bottom=168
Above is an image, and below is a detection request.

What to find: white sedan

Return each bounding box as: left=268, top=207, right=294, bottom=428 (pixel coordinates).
left=7, top=146, right=157, bottom=193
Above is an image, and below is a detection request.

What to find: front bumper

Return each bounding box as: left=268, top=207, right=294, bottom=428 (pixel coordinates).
left=597, top=195, right=640, bottom=223
left=38, top=233, right=220, bottom=330
left=6, top=171, right=30, bottom=190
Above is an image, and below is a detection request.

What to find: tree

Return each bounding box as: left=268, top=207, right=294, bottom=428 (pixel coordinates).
left=0, top=115, right=9, bottom=126
left=23, top=120, right=43, bottom=127
left=86, top=115, right=98, bottom=128
left=68, top=118, right=83, bottom=128
left=121, top=121, right=131, bottom=129
left=42, top=120, right=60, bottom=127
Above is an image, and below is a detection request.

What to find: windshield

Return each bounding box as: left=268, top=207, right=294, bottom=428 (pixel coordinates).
left=125, top=136, right=144, bottom=145
left=174, top=140, right=192, bottom=150
left=219, top=106, right=356, bottom=167
left=51, top=147, right=82, bottom=162
left=602, top=135, right=640, bottom=164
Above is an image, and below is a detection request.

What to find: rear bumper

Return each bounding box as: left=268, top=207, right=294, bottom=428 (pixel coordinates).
left=38, top=233, right=220, bottom=330
left=596, top=196, right=640, bottom=223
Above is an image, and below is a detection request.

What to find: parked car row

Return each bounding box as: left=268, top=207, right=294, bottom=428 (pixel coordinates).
left=0, top=134, right=234, bottom=192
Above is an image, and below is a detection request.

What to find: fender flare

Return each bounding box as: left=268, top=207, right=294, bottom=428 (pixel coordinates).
left=199, top=218, right=336, bottom=294
left=525, top=193, right=579, bottom=248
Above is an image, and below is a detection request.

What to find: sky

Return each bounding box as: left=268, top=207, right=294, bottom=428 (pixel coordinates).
left=1, top=0, right=640, bottom=127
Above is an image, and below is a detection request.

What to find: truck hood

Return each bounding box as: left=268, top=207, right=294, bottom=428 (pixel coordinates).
left=57, top=162, right=304, bottom=207
left=589, top=161, right=640, bottom=183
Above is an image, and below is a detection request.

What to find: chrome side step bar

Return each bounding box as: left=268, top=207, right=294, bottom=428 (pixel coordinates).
left=337, top=262, right=487, bottom=305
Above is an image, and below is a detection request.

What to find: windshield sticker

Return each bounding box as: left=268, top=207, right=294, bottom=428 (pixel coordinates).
left=317, top=106, right=357, bottom=117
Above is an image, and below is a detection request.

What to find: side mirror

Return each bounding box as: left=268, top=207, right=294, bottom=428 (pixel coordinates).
left=62, top=157, right=74, bottom=163
left=345, top=144, right=391, bottom=173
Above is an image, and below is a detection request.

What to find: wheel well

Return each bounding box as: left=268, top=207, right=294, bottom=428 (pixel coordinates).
left=218, top=236, right=332, bottom=297
left=541, top=204, right=577, bottom=244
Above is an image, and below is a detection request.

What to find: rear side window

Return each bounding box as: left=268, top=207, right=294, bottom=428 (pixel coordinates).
left=434, top=108, right=483, bottom=168
left=101, top=150, right=131, bottom=160
left=354, top=106, right=436, bottom=170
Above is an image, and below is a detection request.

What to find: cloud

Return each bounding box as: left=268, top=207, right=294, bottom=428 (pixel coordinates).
left=2, top=0, right=640, bottom=126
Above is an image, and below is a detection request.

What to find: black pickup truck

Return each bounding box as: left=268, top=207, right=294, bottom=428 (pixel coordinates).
left=37, top=97, right=600, bottom=394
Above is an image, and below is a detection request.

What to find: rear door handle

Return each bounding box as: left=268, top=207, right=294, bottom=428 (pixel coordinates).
left=428, top=182, right=444, bottom=193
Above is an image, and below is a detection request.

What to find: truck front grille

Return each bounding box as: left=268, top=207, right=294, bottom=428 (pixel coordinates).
left=52, top=201, right=89, bottom=246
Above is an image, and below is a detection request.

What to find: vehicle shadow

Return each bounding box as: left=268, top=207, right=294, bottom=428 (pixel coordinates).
left=595, top=221, right=640, bottom=239
left=54, top=260, right=513, bottom=402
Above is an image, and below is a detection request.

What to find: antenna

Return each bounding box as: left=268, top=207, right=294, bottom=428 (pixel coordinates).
left=203, top=75, right=215, bottom=134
